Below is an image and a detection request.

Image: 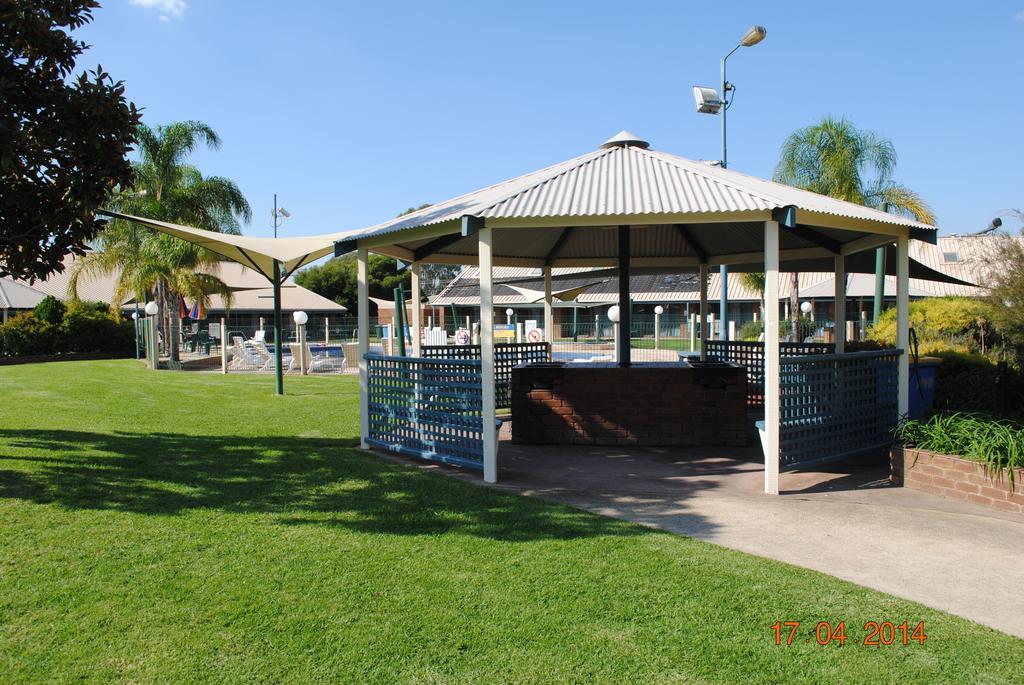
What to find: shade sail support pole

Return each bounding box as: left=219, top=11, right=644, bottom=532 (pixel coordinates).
left=763, top=220, right=781, bottom=495
left=357, top=247, right=370, bottom=449
left=699, top=264, right=709, bottom=361
left=410, top=261, right=422, bottom=356
left=272, top=260, right=284, bottom=396
left=479, top=226, right=497, bottom=483
left=897, top=233, right=910, bottom=417
left=834, top=255, right=846, bottom=353
left=617, top=225, right=631, bottom=367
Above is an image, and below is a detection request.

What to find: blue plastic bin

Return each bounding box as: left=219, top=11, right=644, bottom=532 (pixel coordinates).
left=908, top=357, right=942, bottom=419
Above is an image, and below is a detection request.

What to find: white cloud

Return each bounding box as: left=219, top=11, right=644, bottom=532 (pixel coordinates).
left=1015, top=10, right=1024, bottom=22
left=129, top=0, right=187, bottom=21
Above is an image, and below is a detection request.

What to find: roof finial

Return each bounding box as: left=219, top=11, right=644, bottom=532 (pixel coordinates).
left=601, top=130, right=649, bottom=149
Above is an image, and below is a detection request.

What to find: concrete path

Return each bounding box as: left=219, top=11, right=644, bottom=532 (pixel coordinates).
left=402, top=434, right=1024, bottom=639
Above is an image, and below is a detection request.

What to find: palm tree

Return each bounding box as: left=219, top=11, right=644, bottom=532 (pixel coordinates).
left=70, top=121, right=251, bottom=359
left=736, top=271, right=766, bottom=331
left=772, top=116, right=936, bottom=336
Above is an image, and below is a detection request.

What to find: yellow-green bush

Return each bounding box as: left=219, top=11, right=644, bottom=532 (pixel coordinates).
left=868, top=297, right=993, bottom=352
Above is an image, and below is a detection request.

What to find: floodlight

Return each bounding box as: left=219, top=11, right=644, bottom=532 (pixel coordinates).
left=278, top=207, right=291, bottom=218
left=739, top=26, right=767, bottom=47
left=693, top=86, right=722, bottom=114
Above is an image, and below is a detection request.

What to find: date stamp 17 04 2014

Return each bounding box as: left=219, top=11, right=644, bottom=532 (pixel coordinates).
left=771, top=621, right=927, bottom=647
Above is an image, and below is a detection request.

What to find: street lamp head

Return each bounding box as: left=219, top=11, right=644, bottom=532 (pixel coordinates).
left=293, top=310, right=308, bottom=326
left=144, top=301, right=159, bottom=316
left=607, top=305, right=620, bottom=323
left=506, top=308, right=514, bottom=317
left=654, top=305, right=665, bottom=315
left=739, top=25, right=767, bottom=47
left=131, top=312, right=138, bottom=320
left=800, top=301, right=813, bottom=315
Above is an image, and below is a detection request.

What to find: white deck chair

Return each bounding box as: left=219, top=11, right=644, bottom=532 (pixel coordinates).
left=288, top=342, right=344, bottom=373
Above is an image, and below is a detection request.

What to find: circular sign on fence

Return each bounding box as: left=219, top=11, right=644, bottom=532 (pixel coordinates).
left=455, top=328, right=471, bottom=345
left=527, top=328, right=544, bottom=343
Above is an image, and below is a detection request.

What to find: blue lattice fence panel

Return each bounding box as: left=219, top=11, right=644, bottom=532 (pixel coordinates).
left=365, top=354, right=485, bottom=469
left=421, top=342, right=550, bottom=410
left=777, top=349, right=902, bottom=470
left=704, top=340, right=834, bottom=406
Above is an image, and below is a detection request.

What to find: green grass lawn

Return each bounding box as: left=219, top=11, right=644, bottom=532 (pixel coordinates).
left=0, top=360, right=1021, bottom=683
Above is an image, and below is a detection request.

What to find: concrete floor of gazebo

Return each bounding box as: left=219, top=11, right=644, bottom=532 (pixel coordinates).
left=374, top=424, right=1024, bottom=638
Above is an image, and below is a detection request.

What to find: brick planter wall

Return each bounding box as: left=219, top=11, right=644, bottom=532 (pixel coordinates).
left=511, top=362, right=748, bottom=446
left=891, top=447, right=1024, bottom=515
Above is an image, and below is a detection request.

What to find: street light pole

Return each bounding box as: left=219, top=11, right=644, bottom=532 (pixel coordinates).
left=712, top=26, right=766, bottom=341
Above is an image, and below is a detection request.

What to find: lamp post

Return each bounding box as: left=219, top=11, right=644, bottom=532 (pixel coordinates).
left=144, top=300, right=159, bottom=368
left=694, top=25, right=767, bottom=342
left=654, top=305, right=664, bottom=350
left=607, top=305, right=620, bottom=363
left=132, top=308, right=140, bottom=360
left=293, top=310, right=308, bottom=375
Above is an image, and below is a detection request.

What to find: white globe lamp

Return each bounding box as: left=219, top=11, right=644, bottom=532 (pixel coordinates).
left=800, top=301, right=813, bottom=315
left=607, top=305, right=620, bottom=323
left=144, top=301, right=159, bottom=316
left=654, top=305, right=664, bottom=315
left=292, top=310, right=308, bottom=326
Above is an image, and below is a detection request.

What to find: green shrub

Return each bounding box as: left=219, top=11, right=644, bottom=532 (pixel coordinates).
left=60, top=306, right=134, bottom=353
left=739, top=321, right=763, bottom=341
left=781, top=317, right=816, bottom=340
left=928, top=351, right=1023, bottom=417
left=0, top=314, right=63, bottom=356
left=896, top=412, right=1024, bottom=488
left=32, top=296, right=65, bottom=325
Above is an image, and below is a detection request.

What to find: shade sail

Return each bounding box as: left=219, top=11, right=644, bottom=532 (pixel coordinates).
left=504, top=279, right=609, bottom=303
left=98, top=210, right=357, bottom=282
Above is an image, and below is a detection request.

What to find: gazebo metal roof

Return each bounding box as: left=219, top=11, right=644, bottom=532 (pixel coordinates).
left=334, top=131, right=937, bottom=266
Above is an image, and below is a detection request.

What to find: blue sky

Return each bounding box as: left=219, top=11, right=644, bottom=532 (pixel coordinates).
left=79, top=1, right=1024, bottom=239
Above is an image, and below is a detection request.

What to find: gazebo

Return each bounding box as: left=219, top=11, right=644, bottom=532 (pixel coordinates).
left=334, top=131, right=939, bottom=494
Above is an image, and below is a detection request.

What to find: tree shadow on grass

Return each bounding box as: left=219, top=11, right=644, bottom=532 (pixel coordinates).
left=0, top=429, right=677, bottom=542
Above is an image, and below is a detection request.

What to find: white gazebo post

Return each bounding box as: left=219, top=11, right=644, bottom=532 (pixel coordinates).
left=478, top=224, right=498, bottom=483
left=763, top=219, right=781, bottom=495
left=834, top=256, right=846, bottom=353
left=410, top=261, right=422, bottom=356
left=357, top=247, right=370, bottom=449
left=897, top=234, right=910, bottom=417
left=543, top=265, right=554, bottom=344
left=699, top=264, right=709, bottom=360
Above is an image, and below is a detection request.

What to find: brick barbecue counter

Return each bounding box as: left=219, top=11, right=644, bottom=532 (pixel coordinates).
left=510, top=361, right=748, bottom=446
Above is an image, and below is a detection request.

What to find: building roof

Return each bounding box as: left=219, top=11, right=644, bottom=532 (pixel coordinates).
left=431, top=236, right=999, bottom=306
left=0, top=278, right=48, bottom=310
left=11, top=256, right=346, bottom=313
left=334, top=131, right=936, bottom=267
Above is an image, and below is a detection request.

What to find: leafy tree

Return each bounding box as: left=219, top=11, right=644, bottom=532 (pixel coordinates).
left=773, top=116, right=936, bottom=336
left=70, top=121, right=251, bottom=359
left=1, top=0, right=140, bottom=281
left=984, top=232, right=1024, bottom=366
